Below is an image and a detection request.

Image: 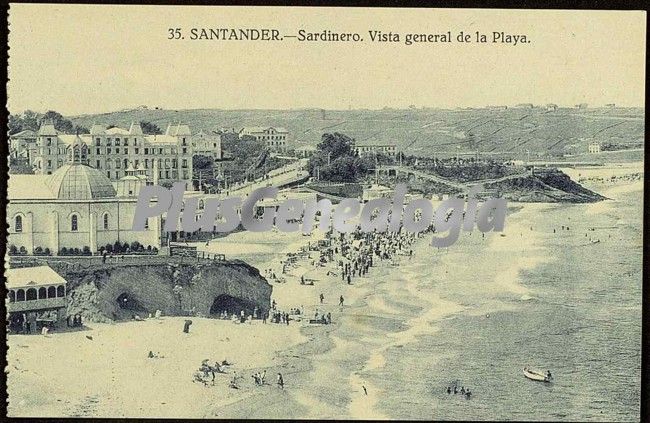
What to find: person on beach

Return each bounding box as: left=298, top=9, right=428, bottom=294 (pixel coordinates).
left=447, top=387, right=452, bottom=394
left=339, top=296, right=345, bottom=306
left=277, top=373, right=284, bottom=389
left=363, top=385, right=368, bottom=395
left=320, top=293, right=324, bottom=304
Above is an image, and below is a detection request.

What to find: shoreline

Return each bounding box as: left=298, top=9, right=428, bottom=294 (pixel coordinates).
left=7, top=176, right=642, bottom=419
left=215, top=198, right=549, bottom=419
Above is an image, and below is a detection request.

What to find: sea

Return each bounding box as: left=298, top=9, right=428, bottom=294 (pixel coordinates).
left=342, top=181, right=643, bottom=421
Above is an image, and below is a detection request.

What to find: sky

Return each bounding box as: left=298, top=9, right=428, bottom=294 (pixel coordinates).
left=7, top=5, right=647, bottom=115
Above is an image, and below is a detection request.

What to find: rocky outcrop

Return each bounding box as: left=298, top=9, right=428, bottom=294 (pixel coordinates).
left=485, top=169, right=607, bottom=203
left=33, top=259, right=272, bottom=322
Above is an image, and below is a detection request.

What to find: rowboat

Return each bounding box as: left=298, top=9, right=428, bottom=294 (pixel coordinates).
left=523, top=368, right=552, bottom=382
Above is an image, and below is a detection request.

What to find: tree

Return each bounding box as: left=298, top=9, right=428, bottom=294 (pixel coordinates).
left=8, top=110, right=39, bottom=134
left=8, top=114, right=24, bottom=135
left=75, top=125, right=90, bottom=134
left=192, top=154, right=214, bottom=171
left=317, top=132, right=355, bottom=160
left=22, top=110, right=40, bottom=131
left=140, top=121, right=162, bottom=135
left=41, top=110, right=75, bottom=133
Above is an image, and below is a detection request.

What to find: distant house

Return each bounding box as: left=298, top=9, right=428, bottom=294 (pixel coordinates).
left=588, top=142, right=601, bottom=154
left=576, top=103, right=588, bottom=109
left=514, top=103, right=534, bottom=109
left=355, top=143, right=397, bottom=157
left=239, top=127, right=289, bottom=152
left=486, top=105, right=508, bottom=110
left=605, top=103, right=616, bottom=108
left=9, top=129, right=38, bottom=161
left=545, top=104, right=558, bottom=111
left=193, top=129, right=223, bottom=160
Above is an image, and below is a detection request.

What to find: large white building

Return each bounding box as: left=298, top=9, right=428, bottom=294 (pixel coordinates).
left=14, top=121, right=195, bottom=184
left=354, top=143, right=397, bottom=157
left=239, top=126, right=289, bottom=152
left=7, top=138, right=161, bottom=256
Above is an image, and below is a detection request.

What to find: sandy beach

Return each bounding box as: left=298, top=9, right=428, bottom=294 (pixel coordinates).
left=7, top=317, right=306, bottom=418
left=7, top=163, right=643, bottom=420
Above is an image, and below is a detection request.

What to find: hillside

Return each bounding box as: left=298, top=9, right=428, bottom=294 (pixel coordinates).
left=68, top=107, right=644, bottom=158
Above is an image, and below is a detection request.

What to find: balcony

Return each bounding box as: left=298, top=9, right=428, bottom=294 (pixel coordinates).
left=7, top=297, right=67, bottom=313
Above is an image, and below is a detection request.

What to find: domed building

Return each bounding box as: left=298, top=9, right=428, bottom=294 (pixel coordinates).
left=8, top=136, right=161, bottom=255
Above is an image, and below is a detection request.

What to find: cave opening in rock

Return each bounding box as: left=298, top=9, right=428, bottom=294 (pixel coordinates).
left=209, top=294, right=258, bottom=317
left=116, top=292, right=147, bottom=314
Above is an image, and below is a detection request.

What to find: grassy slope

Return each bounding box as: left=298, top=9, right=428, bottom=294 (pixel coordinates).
left=68, top=107, right=644, bottom=158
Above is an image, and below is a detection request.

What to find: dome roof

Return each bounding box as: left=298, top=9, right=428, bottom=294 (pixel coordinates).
left=46, top=163, right=117, bottom=200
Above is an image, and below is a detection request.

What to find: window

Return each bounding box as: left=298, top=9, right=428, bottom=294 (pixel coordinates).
left=107, top=138, right=112, bottom=146
left=107, top=171, right=111, bottom=178
left=115, top=159, right=121, bottom=169
left=144, top=218, right=149, bottom=229
left=47, top=160, right=52, bottom=168
left=144, top=148, right=149, bottom=154
left=96, top=148, right=101, bottom=154
left=124, top=138, right=129, bottom=146
left=182, top=159, right=187, bottom=168
left=96, top=160, right=101, bottom=168
left=95, top=138, right=101, bottom=146
left=15, top=215, right=22, bottom=233
left=116, top=148, right=120, bottom=154
left=115, top=138, right=121, bottom=146
left=135, top=148, right=139, bottom=154
left=26, top=288, right=37, bottom=301
left=103, top=213, right=109, bottom=230
left=107, top=147, right=112, bottom=154
left=71, top=215, right=78, bottom=231
left=124, top=148, right=128, bottom=155
left=182, top=148, right=187, bottom=154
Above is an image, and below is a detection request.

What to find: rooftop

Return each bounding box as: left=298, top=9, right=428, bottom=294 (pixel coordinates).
left=6, top=265, right=67, bottom=289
